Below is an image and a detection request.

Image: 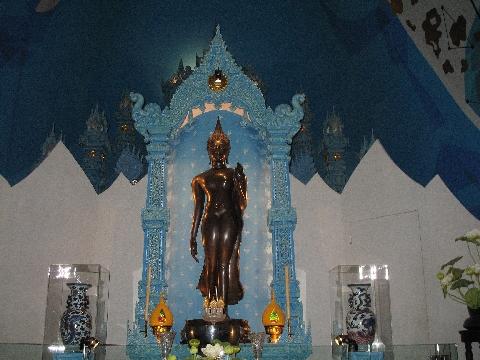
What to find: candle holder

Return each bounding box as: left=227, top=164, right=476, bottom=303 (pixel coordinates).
left=265, top=325, right=283, bottom=344
left=143, top=265, right=152, bottom=337
left=80, top=336, right=99, bottom=360
left=429, top=343, right=453, bottom=360
left=149, top=296, right=174, bottom=335
left=249, top=332, right=266, bottom=360
left=153, top=330, right=176, bottom=360
left=262, top=289, right=285, bottom=343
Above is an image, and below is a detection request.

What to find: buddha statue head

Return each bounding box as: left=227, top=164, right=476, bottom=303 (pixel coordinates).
left=207, top=119, right=231, bottom=167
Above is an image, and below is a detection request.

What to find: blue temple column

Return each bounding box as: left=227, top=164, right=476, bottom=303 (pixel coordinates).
left=135, top=133, right=171, bottom=327
left=266, top=94, right=309, bottom=343
left=128, top=94, right=173, bottom=344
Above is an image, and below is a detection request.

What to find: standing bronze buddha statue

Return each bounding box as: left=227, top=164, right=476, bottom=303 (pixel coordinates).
left=190, top=119, right=247, bottom=311
left=182, top=119, right=250, bottom=346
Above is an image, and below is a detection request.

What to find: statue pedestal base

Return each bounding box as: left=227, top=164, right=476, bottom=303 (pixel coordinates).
left=181, top=318, right=250, bottom=346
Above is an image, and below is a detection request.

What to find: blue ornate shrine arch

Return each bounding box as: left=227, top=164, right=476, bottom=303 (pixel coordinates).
left=127, top=26, right=311, bottom=356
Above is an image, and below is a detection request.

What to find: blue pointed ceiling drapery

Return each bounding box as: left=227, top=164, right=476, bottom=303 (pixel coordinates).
left=0, top=0, right=479, bottom=218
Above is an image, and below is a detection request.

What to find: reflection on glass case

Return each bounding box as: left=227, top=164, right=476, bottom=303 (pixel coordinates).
left=329, top=265, right=392, bottom=360
left=42, top=264, right=109, bottom=360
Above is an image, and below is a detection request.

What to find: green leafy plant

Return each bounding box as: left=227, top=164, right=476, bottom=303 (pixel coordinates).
left=437, top=229, right=480, bottom=309
left=187, top=338, right=201, bottom=360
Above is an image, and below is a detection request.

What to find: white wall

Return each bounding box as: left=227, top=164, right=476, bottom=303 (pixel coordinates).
left=420, top=176, right=480, bottom=343
left=0, top=141, right=478, bottom=347
left=291, top=175, right=343, bottom=345
left=339, top=141, right=480, bottom=345
left=0, top=144, right=99, bottom=343
left=94, top=175, right=146, bottom=345
left=0, top=144, right=147, bottom=345
left=292, top=141, right=480, bottom=346
left=342, top=142, right=428, bottom=344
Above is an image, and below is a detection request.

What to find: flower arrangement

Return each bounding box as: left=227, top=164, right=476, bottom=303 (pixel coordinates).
left=186, top=338, right=241, bottom=360
left=437, top=229, right=480, bottom=309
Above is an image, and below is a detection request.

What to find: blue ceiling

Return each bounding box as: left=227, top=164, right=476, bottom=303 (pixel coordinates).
left=1, top=0, right=479, bottom=218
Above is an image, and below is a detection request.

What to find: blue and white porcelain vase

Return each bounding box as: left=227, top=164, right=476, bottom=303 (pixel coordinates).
left=345, top=284, right=376, bottom=345
left=60, top=283, right=92, bottom=345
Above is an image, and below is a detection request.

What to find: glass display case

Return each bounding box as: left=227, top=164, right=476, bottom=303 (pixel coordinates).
left=42, top=264, right=109, bottom=360
left=329, top=265, right=392, bottom=360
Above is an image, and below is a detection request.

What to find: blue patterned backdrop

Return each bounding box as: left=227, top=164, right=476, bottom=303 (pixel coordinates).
left=166, top=110, right=272, bottom=335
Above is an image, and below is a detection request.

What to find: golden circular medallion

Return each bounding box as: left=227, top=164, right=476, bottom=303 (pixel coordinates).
left=208, top=69, right=228, bottom=92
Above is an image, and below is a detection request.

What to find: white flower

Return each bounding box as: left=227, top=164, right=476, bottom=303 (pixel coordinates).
left=441, top=273, right=454, bottom=286
left=464, top=229, right=480, bottom=240
left=201, top=343, right=224, bottom=359
left=467, top=264, right=480, bottom=276
left=473, top=264, right=480, bottom=275
left=466, top=266, right=476, bottom=276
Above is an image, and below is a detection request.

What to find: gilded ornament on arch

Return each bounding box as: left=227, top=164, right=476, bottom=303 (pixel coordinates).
left=208, top=69, right=228, bottom=92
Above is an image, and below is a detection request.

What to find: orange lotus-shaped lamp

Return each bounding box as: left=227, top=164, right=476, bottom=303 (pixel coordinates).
left=262, top=290, right=285, bottom=343
left=149, top=296, right=174, bottom=338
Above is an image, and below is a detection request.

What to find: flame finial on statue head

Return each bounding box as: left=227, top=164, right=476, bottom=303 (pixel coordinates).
left=207, top=118, right=230, bottom=159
